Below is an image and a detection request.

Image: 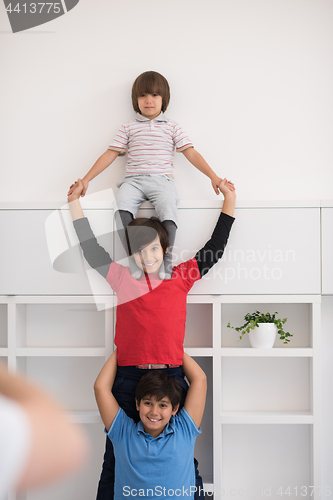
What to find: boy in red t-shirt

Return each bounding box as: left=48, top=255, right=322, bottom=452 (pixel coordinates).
left=68, top=177, right=235, bottom=500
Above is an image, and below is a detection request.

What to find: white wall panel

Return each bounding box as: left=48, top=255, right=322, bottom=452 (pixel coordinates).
left=0, top=209, right=113, bottom=295
left=175, top=207, right=321, bottom=294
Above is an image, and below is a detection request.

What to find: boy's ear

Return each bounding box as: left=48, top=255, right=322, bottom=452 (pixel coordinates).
left=165, top=247, right=168, bottom=254
left=135, top=399, right=140, bottom=411
left=172, top=403, right=179, bottom=416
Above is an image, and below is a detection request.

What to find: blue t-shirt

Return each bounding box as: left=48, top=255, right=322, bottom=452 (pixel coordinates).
left=108, top=407, right=201, bottom=499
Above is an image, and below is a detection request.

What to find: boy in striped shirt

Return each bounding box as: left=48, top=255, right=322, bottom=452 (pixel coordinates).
left=68, top=71, right=229, bottom=278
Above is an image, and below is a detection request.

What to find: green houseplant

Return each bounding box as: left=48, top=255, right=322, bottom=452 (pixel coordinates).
left=227, top=311, right=293, bottom=346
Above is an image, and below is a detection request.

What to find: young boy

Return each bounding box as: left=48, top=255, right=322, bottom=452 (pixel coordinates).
left=68, top=71, right=229, bottom=278
left=67, top=177, right=235, bottom=499
left=94, top=350, right=207, bottom=500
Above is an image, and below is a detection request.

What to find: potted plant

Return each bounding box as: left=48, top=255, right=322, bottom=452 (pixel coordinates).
left=227, top=311, right=292, bottom=348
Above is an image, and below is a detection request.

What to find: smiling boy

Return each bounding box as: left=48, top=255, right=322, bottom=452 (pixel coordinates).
left=94, top=351, right=207, bottom=500
left=68, top=71, right=230, bottom=278
left=67, top=176, right=235, bottom=499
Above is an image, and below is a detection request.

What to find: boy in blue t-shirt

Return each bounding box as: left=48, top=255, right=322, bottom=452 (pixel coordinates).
left=94, top=351, right=207, bottom=500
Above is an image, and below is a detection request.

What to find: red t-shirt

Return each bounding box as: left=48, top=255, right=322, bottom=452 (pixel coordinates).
left=106, top=257, right=201, bottom=366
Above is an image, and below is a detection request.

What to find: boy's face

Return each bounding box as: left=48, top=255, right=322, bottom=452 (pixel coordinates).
left=136, top=395, right=179, bottom=438
left=137, top=93, right=163, bottom=120
left=133, top=237, right=167, bottom=274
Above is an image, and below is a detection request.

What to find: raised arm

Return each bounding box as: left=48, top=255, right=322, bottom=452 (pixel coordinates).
left=0, top=362, right=87, bottom=491
left=94, top=350, right=119, bottom=432
left=183, top=353, right=207, bottom=428
left=219, top=178, right=236, bottom=217
left=182, top=147, right=224, bottom=195
left=67, top=179, right=112, bottom=278
left=195, top=178, right=236, bottom=277
left=68, top=150, right=119, bottom=197
left=68, top=179, right=85, bottom=221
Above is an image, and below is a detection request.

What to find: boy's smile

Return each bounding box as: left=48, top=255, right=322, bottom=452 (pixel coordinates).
left=136, top=395, right=178, bottom=438
left=137, top=93, right=163, bottom=120
left=133, top=237, right=167, bottom=274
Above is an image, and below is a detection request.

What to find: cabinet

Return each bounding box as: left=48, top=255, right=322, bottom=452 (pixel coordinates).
left=0, top=203, right=323, bottom=500
left=0, top=205, right=321, bottom=296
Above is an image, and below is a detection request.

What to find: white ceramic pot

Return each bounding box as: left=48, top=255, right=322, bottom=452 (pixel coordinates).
left=248, top=323, right=277, bottom=348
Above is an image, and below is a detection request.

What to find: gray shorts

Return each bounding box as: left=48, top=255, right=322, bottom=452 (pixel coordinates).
left=115, top=174, right=179, bottom=226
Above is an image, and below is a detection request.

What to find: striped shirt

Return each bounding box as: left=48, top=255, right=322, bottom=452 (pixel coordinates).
left=108, top=113, right=193, bottom=175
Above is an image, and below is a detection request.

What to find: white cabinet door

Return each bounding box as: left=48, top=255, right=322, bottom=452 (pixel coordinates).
left=322, top=208, right=333, bottom=294
left=0, top=207, right=321, bottom=295
left=0, top=210, right=113, bottom=295
left=174, top=207, right=321, bottom=294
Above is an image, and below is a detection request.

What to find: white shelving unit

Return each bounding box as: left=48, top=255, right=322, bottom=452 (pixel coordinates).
left=0, top=201, right=325, bottom=500
left=184, top=294, right=321, bottom=498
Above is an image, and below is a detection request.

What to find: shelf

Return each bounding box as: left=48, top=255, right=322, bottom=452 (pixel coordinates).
left=221, top=411, right=313, bottom=424
left=187, top=294, right=321, bottom=303
left=0, top=199, right=324, bottom=210
left=185, top=348, right=213, bottom=357
left=1, top=295, right=116, bottom=305
left=220, top=348, right=313, bottom=357
left=0, top=348, right=8, bottom=356
left=16, top=347, right=106, bottom=357
left=69, top=411, right=102, bottom=424
left=0, top=294, right=322, bottom=303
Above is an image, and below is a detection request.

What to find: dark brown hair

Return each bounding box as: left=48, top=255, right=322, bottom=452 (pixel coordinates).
left=135, top=371, right=182, bottom=411
left=126, top=217, right=169, bottom=255
left=132, top=71, right=170, bottom=114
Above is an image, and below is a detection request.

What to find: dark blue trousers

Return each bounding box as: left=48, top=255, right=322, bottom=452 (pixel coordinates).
left=96, top=365, right=204, bottom=500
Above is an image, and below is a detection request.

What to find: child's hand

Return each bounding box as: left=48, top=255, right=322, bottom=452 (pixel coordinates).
left=67, top=178, right=89, bottom=197
left=211, top=175, right=223, bottom=195
left=67, top=179, right=84, bottom=203
left=219, top=178, right=236, bottom=197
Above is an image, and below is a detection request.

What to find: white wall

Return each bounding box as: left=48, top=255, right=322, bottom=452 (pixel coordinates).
left=1, top=0, right=332, bottom=491
left=1, top=0, right=333, bottom=203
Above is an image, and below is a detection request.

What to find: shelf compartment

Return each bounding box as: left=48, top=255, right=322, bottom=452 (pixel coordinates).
left=221, top=357, right=310, bottom=412
left=15, top=303, right=108, bottom=348
left=17, top=357, right=105, bottom=411
left=193, top=357, right=213, bottom=487
left=221, top=302, right=312, bottom=348
left=221, top=424, right=311, bottom=498
left=184, top=303, right=213, bottom=348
